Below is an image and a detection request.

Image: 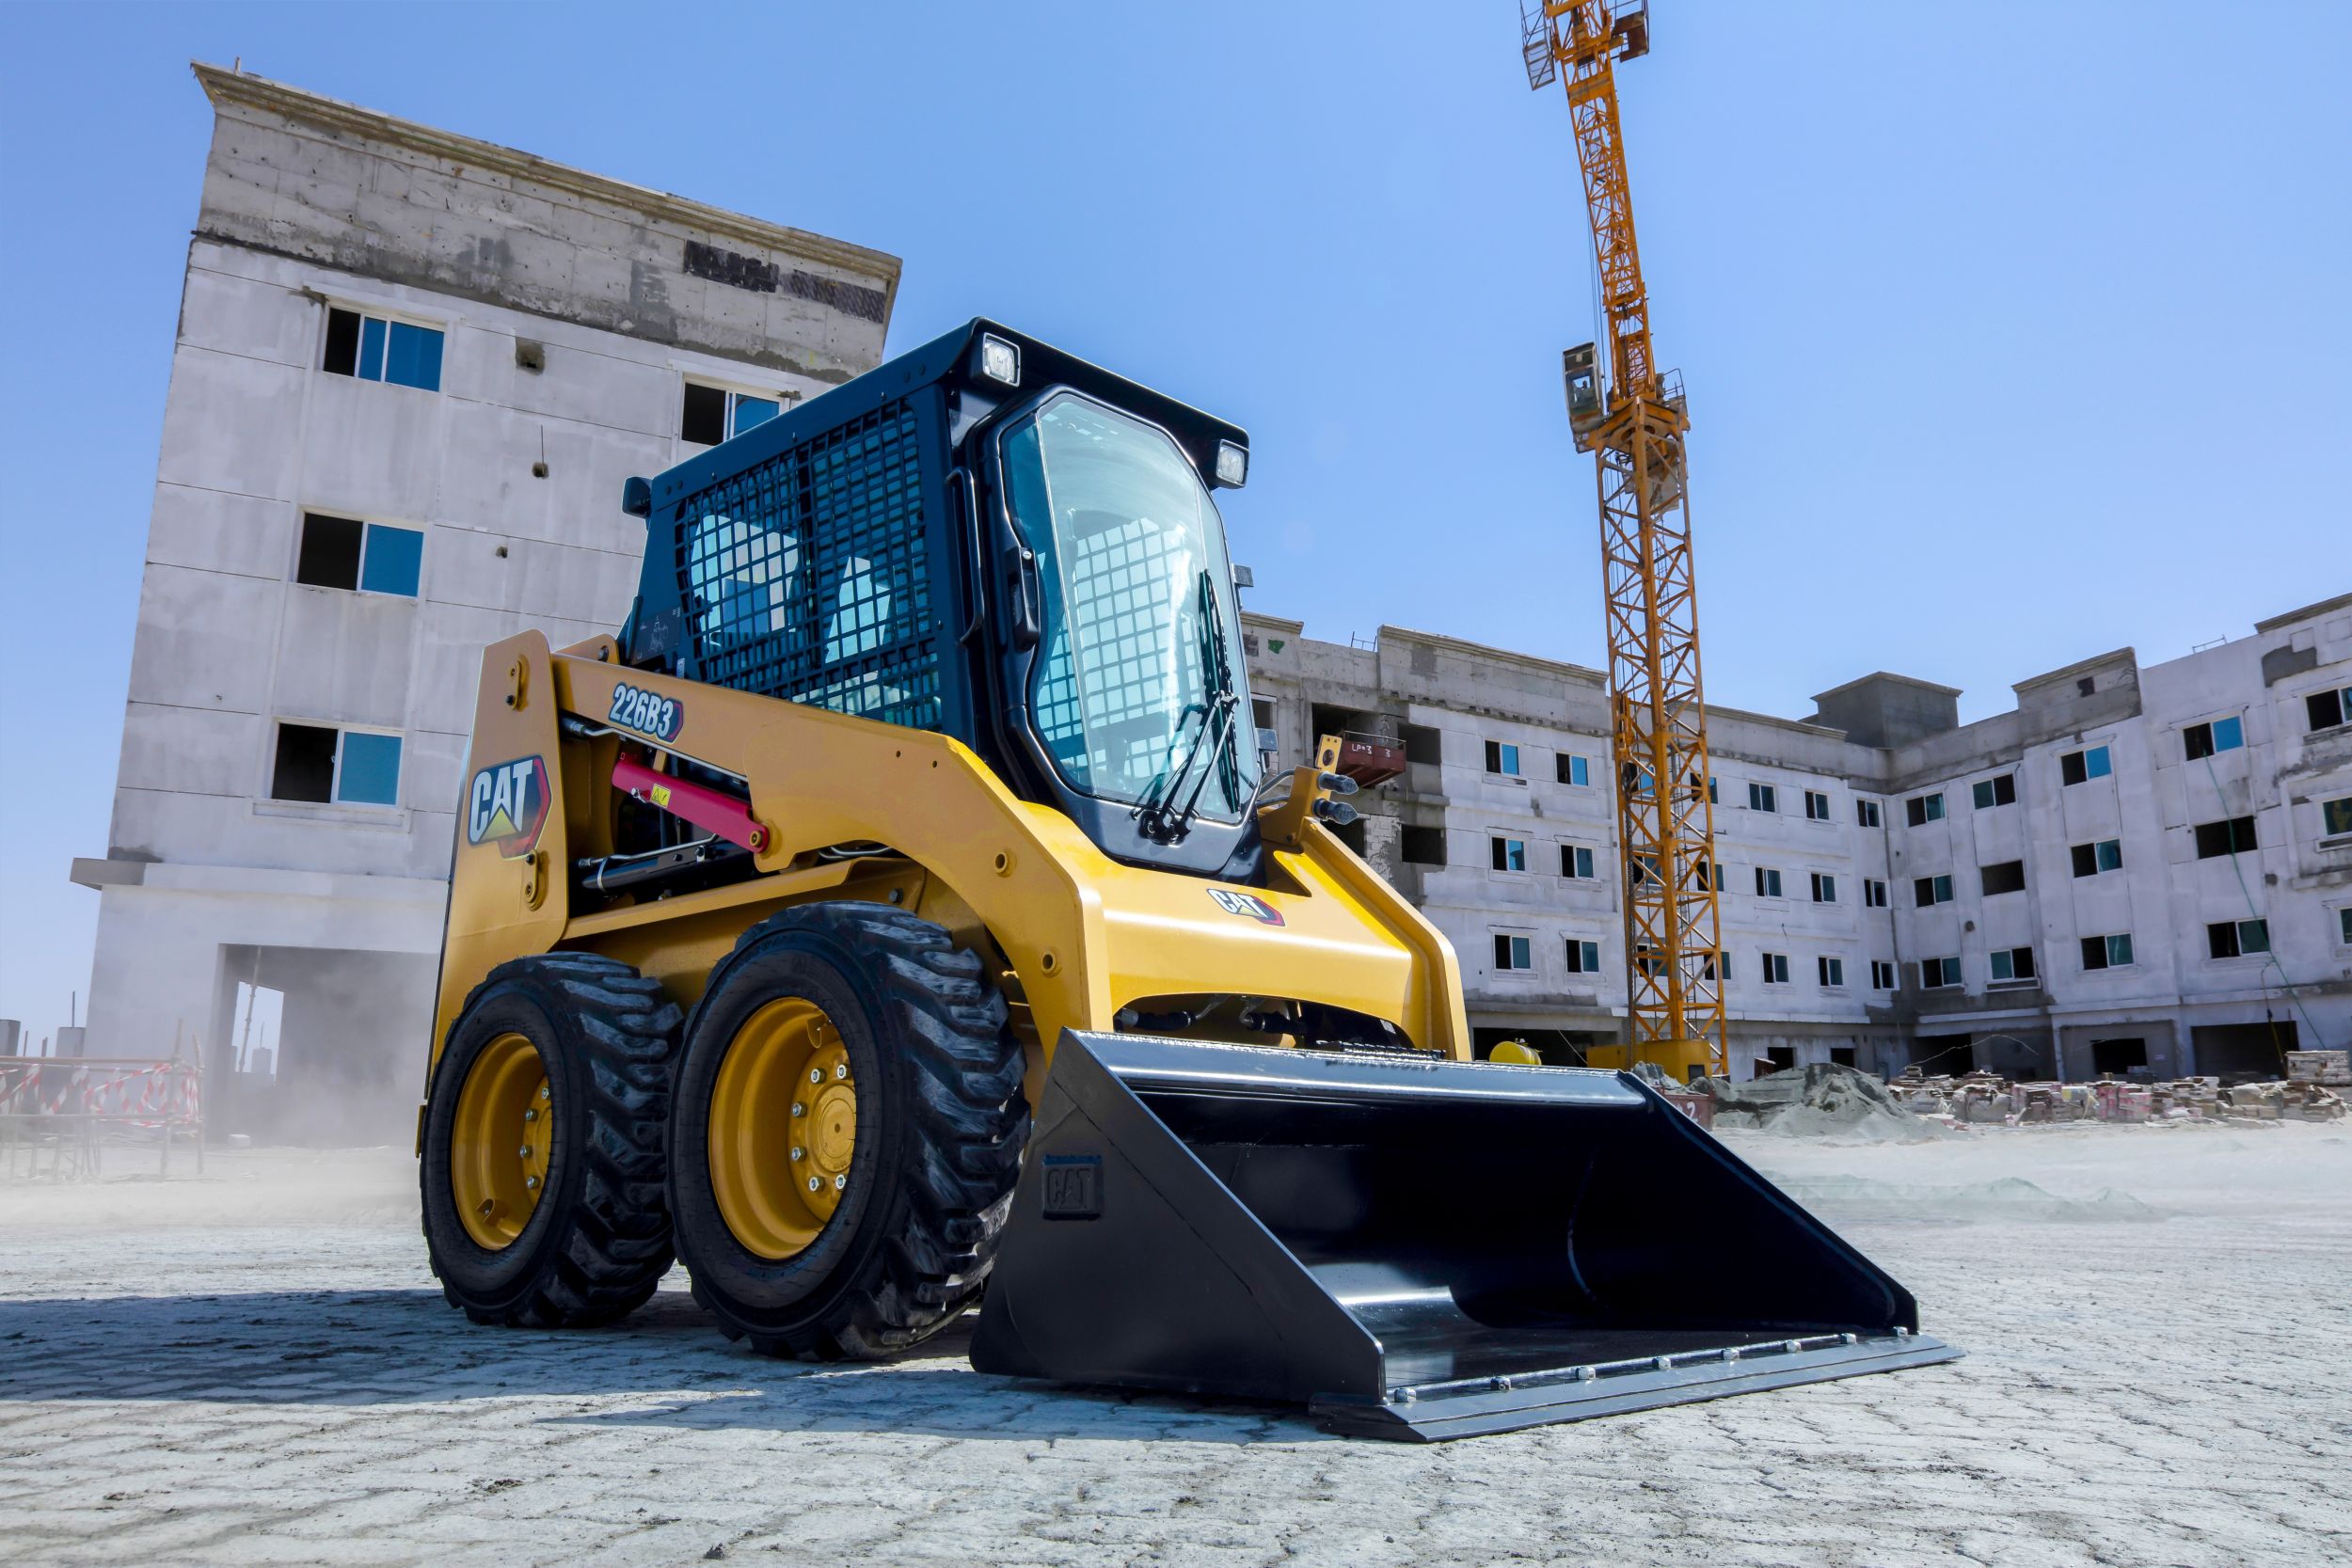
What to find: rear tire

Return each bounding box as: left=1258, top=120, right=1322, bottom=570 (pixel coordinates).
left=421, top=953, right=681, bottom=1327
left=668, top=902, right=1028, bottom=1358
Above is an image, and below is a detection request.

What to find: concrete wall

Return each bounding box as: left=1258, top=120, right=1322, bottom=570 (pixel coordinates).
left=74, top=71, right=898, bottom=1112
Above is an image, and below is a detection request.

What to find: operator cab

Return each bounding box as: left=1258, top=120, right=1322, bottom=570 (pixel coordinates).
left=617, top=320, right=1266, bottom=883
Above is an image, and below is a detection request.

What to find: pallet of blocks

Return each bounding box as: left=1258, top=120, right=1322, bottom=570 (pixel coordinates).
left=2285, top=1049, right=2350, bottom=1086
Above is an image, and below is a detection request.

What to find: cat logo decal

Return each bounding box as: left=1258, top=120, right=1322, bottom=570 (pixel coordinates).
left=466, top=755, right=551, bottom=859
left=1206, top=887, right=1285, bottom=927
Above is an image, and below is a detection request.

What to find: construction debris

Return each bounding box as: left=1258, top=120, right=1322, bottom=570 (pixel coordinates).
left=1877, top=1067, right=2344, bottom=1129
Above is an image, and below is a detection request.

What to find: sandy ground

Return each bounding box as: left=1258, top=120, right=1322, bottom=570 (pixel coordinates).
left=2, top=1123, right=2346, bottom=1568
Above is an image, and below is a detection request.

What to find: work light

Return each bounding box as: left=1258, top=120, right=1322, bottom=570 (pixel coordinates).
left=1215, top=440, right=1248, bottom=487
left=977, top=333, right=1021, bottom=388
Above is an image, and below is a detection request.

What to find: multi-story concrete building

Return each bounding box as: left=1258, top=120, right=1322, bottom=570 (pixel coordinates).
left=1244, top=591, right=2352, bottom=1081
left=70, top=67, right=898, bottom=1136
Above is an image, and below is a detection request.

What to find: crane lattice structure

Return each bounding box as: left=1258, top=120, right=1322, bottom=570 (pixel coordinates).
left=1522, top=0, right=1724, bottom=1079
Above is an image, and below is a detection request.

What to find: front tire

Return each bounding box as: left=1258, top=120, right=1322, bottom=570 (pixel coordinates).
left=421, top=953, right=681, bottom=1326
left=668, top=903, right=1028, bottom=1358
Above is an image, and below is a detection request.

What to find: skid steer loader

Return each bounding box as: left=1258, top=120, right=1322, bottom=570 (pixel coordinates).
left=419, top=320, right=1955, bottom=1439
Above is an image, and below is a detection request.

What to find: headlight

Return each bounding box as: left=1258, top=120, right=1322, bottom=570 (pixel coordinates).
left=1215, top=440, right=1248, bottom=487
left=977, top=333, right=1021, bottom=388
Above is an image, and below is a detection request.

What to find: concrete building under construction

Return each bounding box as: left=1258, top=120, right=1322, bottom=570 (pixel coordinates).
left=1242, top=594, right=2352, bottom=1081
left=68, top=67, right=898, bottom=1138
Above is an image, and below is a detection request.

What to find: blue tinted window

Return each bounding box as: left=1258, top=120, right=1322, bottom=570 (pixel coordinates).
left=1569, top=754, right=1588, bottom=786
left=384, top=322, right=443, bottom=391
left=358, top=316, right=388, bottom=382
left=2212, top=716, right=2244, bottom=752
left=730, top=394, right=780, bottom=436
left=337, top=732, right=402, bottom=805
left=360, top=524, right=423, bottom=596
left=2086, top=745, right=2112, bottom=779
left=1498, top=743, right=1519, bottom=775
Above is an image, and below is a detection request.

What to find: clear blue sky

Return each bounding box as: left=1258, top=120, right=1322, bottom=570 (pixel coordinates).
left=2, top=2, right=2346, bottom=1044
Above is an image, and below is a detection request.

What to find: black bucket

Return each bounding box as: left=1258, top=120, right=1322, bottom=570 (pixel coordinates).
left=969, top=1033, right=1959, bottom=1440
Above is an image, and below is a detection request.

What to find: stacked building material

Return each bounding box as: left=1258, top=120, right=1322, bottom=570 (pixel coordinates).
left=2285, top=1050, right=2350, bottom=1086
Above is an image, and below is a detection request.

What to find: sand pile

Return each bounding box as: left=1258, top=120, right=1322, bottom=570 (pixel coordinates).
left=1702, top=1063, right=1949, bottom=1143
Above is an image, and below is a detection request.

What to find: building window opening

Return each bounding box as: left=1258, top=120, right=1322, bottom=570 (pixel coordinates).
left=2206, top=918, right=2270, bottom=959
left=1971, top=773, right=2017, bottom=809
left=2305, top=687, right=2352, bottom=733
left=1989, top=946, right=2037, bottom=982
left=2080, top=932, right=2134, bottom=971
left=2071, top=838, right=2124, bottom=877
left=1856, top=799, right=1883, bottom=828
left=1818, top=955, right=1845, bottom=987
left=272, top=722, right=402, bottom=807
left=2060, top=744, right=2113, bottom=785
left=1565, top=938, right=1601, bottom=974
left=1804, top=789, right=1832, bottom=820
left=1485, top=740, right=1521, bottom=777
left=2193, top=816, right=2258, bottom=859
left=1561, top=843, right=1594, bottom=879
left=1915, top=873, right=1953, bottom=908
left=295, top=513, right=422, bottom=597
left=1490, top=836, right=1527, bottom=872
left=1401, top=826, right=1446, bottom=866
left=323, top=307, right=443, bottom=391
left=1864, top=878, right=1888, bottom=908
left=1920, top=956, right=1962, bottom=989
left=1760, top=951, right=1789, bottom=985
left=1748, top=782, right=1777, bottom=813
left=2183, top=717, right=2244, bottom=759
left=1869, top=959, right=1897, bottom=990
left=1754, top=866, right=1784, bottom=898
left=1493, top=933, right=1533, bottom=972
left=1980, top=860, right=2026, bottom=896
left=681, top=380, right=784, bottom=446
left=1556, top=752, right=1590, bottom=786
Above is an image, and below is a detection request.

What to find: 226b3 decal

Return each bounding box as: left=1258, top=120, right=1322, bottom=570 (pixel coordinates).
left=467, top=755, right=551, bottom=859
left=607, top=681, right=684, bottom=741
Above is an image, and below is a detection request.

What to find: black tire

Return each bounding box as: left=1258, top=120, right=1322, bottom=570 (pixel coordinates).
left=668, top=902, right=1029, bottom=1358
left=421, top=952, right=682, bottom=1327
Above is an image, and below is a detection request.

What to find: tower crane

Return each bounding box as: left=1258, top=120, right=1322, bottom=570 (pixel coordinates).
left=1520, top=1, right=1725, bottom=1081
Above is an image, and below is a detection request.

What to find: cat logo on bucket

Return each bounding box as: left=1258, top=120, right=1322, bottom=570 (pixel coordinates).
left=1206, top=887, right=1284, bottom=927
left=466, top=756, right=551, bottom=859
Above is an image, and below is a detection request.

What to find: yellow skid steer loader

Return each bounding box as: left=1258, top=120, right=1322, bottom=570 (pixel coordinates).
left=419, top=321, right=1955, bottom=1438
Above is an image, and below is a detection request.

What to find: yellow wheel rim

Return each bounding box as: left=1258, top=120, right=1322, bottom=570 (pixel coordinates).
left=452, top=1031, right=551, bottom=1250
left=707, top=997, right=857, bottom=1260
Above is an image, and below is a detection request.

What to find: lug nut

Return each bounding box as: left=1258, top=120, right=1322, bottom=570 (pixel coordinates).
left=834, top=1063, right=849, bottom=1080
left=538, top=1085, right=549, bottom=1101
left=790, top=1147, right=804, bottom=1162
left=806, top=1176, right=821, bottom=1192
left=790, top=1102, right=805, bottom=1117
left=525, top=1176, right=539, bottom=1190
left=833, top=1174, right=847, bottom=1191
left=517, top=1146, right=532, bottom=1160
left=809, top=1068, right=824, bottom=1085
left=523, top=1108, right=537, bottom=1123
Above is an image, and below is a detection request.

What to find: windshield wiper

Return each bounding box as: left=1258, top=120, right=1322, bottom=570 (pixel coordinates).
left=1133, top=570, right=1240, bottom=842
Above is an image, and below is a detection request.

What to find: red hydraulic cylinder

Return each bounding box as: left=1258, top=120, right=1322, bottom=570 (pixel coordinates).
left=612, top=754, right=769, bottom=853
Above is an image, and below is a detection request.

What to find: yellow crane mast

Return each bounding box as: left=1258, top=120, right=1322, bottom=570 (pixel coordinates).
left=1521, top=0, right=1724, bottom=1081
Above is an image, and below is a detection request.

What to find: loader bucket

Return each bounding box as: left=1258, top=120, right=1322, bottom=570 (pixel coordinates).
left=969, top=1034, right=1959, bottom=1441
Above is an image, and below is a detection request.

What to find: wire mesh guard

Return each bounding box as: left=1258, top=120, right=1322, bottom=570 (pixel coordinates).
left=675, top=401, right=939, bottom=728
left=1035, top=513, right=1212, bottom=800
